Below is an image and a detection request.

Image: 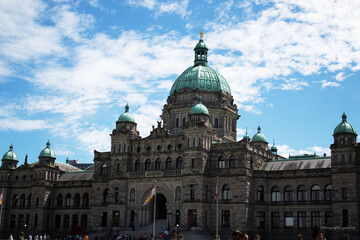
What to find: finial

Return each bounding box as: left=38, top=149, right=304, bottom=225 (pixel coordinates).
left=197, top=95, right=202, bottom=103
left=273, top=139, right=275, bottom=146
left=342, top=111, right=347, bottom=121
left=9, top=144, right=13, bottom=151
left=246, top=127, right=248, bottom=135
left=25, top=154, right=28, bottom=165
left=257, top=125, right=261, bottom=132
left=200, top=30, right=204, bottom=39
left=125, top=103, right=129, bottom=112
left=46, top=140, right=50, bottom=148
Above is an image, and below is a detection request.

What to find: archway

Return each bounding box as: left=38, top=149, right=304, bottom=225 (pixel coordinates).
left=155, top=193, right=167, bottom=219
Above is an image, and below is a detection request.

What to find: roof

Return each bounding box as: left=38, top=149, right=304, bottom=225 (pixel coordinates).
left=58, top=171, right=94, bottom=181
left=118, top=104, right=136, bottom=123
left=259, top=157, right=331, bottom=171
left=2, top=144, right=18, bottom=161
left=29, top=161, right=81, bottom=172
left=333, top=112, right=356, bottom=135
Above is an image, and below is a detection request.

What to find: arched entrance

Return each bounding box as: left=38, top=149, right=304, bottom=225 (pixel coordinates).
left=155, top=193, right=167, bottom=219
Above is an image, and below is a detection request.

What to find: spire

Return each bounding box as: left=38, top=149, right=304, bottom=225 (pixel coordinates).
left=25, top=154, right=28, bottom=166
left=257, top=125, right=261, bottom=133
left=46, top=140, right=50, bottom=148
left=125, top=103, right=129, bottom=112
left=194, top=31, right=208, bottom=66
left=9, top=144, right=13, bottom=151
left=243, top=127, right=250, bottom=140
left=271, top=139, right=278, bottom=153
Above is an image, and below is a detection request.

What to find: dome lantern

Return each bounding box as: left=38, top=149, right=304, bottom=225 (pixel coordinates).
left=333, top=111, right=356, bottom=135
left=251, top=126, right=268, bottom=143
left=194, top=31, right=208, bottom=66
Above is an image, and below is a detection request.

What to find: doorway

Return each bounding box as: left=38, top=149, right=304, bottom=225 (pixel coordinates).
left=155, top=193, right=167, bottom=219
left=187, top=209, right=197, bottom=230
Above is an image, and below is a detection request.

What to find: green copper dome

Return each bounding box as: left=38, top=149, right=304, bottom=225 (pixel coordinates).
left=170, top=37, right=231, bottom=96
left=271, top=140, right=278, bottom=153
left=2, top=144, right=18, bottom=161
left=333, top=112, right=356, bottom=135
left=39, top=140, right=56, bottom=158
left=118, top=104, right=136, bottom=123
left=251, top=126, right=268, bottom=143
left=189, top=96, right=209, bottom=115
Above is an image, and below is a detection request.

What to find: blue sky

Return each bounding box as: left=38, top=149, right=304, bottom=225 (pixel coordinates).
left=1, top=0, right=360, bottom=165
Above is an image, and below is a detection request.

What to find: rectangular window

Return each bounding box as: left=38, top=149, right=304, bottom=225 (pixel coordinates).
left=342, top=209, right=349, bottom=227
left=311, top=211, right=320, bottom=227
left=325, top=211, right=333, bottom=227
left=36, top=197, right=39, bottom=207
left=256, top=212, right=265, bottom=228
left=34, top=214, right=38, bottom=227
left=115, top=192, right=119, bottom=203
left=72, top=215, right=79, bottom=227
left=18, top=214, right=24, bottom=228
left=342, top=187, right=347, bottom=200
left=284, top=212, right=293, bottom=228
left=222, top=210, right=230, bottom=227
left=298, top=212, right=306, bottom=228
left=349, top=154, right=352, bottom=162
left=191, top=159, right=195, bottom=168
left=190, top=184, right=195, bottom=201
left=101, top=212, right=107, bottom=227
left=271, top=212, right=280, bottom=228
left=117, top=163, right=120, bottom=172
left=55, top=215, right=61, bottom=228
left=81, top=214, right=88, bottom=228
left=10, top=215, right=16, bottom=228
left=64, top=215, right=70, bottom=228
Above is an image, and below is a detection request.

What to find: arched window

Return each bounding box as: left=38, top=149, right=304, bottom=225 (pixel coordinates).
left=103, top=189, right=109, bottom=204
left=176, top=157, right=183, bottom=169
left=57, top=194, right=63, bottom=207
left=155, top=158, right=161, bottom=170
left=222, top=184, right=231, bottom=200
left=297, top=185, right=307, bottom=201
left=145, top=159, right=151, bottom=171
left=166, top=157, right=172, bottom=169
left=311, top=185, right=321, bottom=201
left=130, top=188, right=135, bottom=202
left=175, top=186, right=181, bottom=201
left=229, top=155, right=236, bottom=168
left=182, top=117, right=186, bottom=126
left=83, top=193, right=89, bottom=207
left=325, top=185, right=332, bottom=201
left=257, top=186, right=264, bottom=202
left=20, top=194, right=26, bottom=207
left=74, top=193, right=80, bottom=207
left=284, top=186, right=293, bottom=202
left=135, top=160, right=141, bottom=171
left=65, top=194, right=71, bottom=207
left=215, top=118, right=219, bottom=128
left=218, top=156, right=225, bottom=169
left=271, top=186, right=280, bottom=202
left=100, top=163, right=107, bottom=175
left=13, top=194, right=18, bottom=207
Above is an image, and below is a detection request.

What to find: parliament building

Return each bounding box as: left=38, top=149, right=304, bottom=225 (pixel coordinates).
left=1, top=36, right=359, bottom=240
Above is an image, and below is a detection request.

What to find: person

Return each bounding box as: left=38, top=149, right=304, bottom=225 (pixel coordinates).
left=313, top=227, right=324, bottom=240
left=231, top=230, right=248, bottom=240
left=29, top=235, right=33, bottom=240
left=255, top=234, right=260, bottom=240
left=9, top=234, right=13, bottom=240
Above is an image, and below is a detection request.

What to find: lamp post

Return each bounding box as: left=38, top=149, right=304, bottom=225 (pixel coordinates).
left=167, top=212, right=172, bottom=230
left=176, top=224, right=179, bottom=234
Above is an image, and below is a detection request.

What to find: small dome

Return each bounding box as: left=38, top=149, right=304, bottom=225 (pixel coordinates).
left=39, top=140, right=56, bottom=158
left=333, top=112, right=356, bottom=135
left=189, top=96, right=209, bottom=115
left=251, top=126, right=268, bottom=143
left=118, top=104, right=136, bottom=123
left=243, top=127, right=250, bottom=140
left=271, top=140, right=278, bottom=153
left=2, top=144, right=18, bottom=161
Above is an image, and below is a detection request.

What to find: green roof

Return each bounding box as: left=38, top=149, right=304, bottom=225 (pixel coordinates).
left=251, top=126, right=268, bottom=143
left=170, top=38, right=231, bottom=96
left=243, top=127, right=250, bottom=140
left=2, top=144, right=18, bottom=161
left=39, top=140, right=56, bottom=158
left=189, top=96, right=209, bottom=115
left=333, top=112, right=356, bottom=135
left=118, top=104, right=136, bottom=123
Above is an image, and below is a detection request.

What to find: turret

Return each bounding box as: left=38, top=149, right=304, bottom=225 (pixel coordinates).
left=251, top=126, right=268, bottom=150
left=38, top=140, right=56, bottom=167
left=1, top=144, right=18, bottom=169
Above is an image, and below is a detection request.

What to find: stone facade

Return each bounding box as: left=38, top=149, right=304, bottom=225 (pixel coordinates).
left=1, top=38, right=359, bottom=240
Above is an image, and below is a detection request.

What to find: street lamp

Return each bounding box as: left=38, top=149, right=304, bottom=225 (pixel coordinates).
left=176, top=224, right=179, bottom=234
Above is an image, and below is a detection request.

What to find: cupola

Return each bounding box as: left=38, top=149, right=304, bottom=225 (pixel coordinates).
left=271, top=139, right=278, bottom=154
left=39, top=140, right=56, bottom=158
left=189, top=96, right=209, bottom=115
left=118, top=104, right=136, bottom=123
left=1, top=144, right=19, bottom=169
left=333, top=112, right=356, bottom=135
left=251, top=126, right=268, bottom=143
left=243, top=127, right=250, bottom=141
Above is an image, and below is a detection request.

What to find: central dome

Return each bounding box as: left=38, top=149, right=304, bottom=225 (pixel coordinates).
left=170, top=37, right=231, bottom=96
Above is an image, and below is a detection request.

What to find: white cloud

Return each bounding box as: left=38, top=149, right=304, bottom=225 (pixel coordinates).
left=0, top=118, right=48, bottom=131
left=277, top=144, right=330, bottom=158
left=127, top=0, right=190, bottom=18
left=320, top=80, right=340, bottom=88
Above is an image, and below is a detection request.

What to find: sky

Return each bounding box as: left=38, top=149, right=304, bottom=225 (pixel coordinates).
left=1, top=0, right=360, bottom=165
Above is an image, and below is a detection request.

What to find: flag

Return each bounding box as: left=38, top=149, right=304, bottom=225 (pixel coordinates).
left=143, top=185, right=156, bottom=206
left=0, top=191, right=3, bottom=205
left=212, top=181, right=218, bottom=207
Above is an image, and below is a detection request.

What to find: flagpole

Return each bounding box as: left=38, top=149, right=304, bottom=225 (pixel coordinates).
left=216, top=177, right=219, bottom=239
left=152, top=185, right=156, bottom=240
